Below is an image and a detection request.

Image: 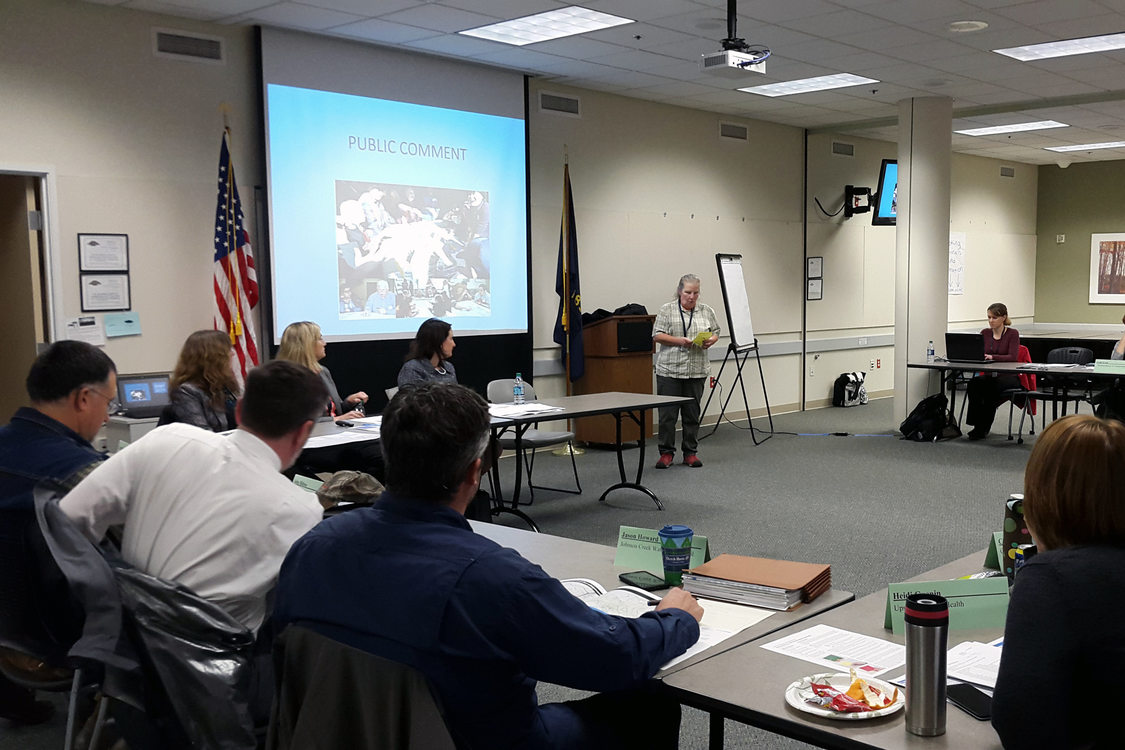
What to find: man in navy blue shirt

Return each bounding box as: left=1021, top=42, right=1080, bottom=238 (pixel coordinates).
left=0, top=340, right=117, bottom=724
left=275, top=382, right=702, bottom=749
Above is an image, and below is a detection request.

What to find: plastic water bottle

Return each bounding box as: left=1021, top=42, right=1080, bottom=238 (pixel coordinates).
left=926, top=340, right=935, bottom=364
left=513, top=373, right=525, bottom=405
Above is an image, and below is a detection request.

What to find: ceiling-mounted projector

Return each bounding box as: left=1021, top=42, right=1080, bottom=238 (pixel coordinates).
left=700, top=49, right=766, bottom=77
left=699, top=0, right=769, bottom=77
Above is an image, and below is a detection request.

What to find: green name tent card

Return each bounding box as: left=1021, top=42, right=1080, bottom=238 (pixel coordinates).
left=614, top=525, right=711, bottom=574
left=884, top=577, right=1009, bottom=634
left=292, top=474, right=324, bottom=493
left=984, top=531, right=1004, bottom=571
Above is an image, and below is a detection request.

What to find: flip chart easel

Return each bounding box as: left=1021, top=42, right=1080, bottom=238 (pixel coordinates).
left=701, top=253, right=774, bottom=444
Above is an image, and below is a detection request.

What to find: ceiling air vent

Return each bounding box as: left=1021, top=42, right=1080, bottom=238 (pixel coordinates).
left=831, top=141, right=855, bottom=157
left=153, top=28, right=224, bottom=64
left=1000, top=166, right=1016, bottom=178
left=719, top=121, right=749, bottom=142
left=539, top=91, right=580, bottom=118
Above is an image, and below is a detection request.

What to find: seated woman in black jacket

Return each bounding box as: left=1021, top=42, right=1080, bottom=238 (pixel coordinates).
left=164, top=330, right=239, bottom=431
left=992, top=414, right=1125, bottom=748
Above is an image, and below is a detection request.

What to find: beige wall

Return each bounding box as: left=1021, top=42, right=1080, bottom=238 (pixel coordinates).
left=948, top=154, right=1038, bottom=326
left=528, top=81, right=806, bottom=408
left=1035, top=160, right=1125, bottom=324
left=0, top=0, right=260, bottom=377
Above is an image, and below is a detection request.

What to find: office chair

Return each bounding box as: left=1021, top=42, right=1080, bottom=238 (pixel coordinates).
left=268, top=624, right=455, bottom=750
left=486, top=379, right=581, bottom=502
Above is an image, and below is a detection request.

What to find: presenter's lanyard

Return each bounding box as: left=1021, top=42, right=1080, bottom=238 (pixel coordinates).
left=679, top=307, right=694, bottom=338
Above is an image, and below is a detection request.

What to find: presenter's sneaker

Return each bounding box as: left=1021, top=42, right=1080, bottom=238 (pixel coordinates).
left=655, top=453, right=674, bottom=469
left=967, top=428, right=988, bottom=441
left=683, top=453, right=703, bottom=468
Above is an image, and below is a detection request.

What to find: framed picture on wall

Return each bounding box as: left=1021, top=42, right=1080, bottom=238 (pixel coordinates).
left=1090, top=233, right=1125, bottom=303
left=78, top=233, right=129, bottom=272
left=80, top=273, right=131, bottom=312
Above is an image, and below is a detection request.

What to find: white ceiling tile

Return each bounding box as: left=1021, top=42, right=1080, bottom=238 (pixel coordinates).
left=331, top=18, right=437, bottom=43
left=121, top=0, right=232, bottom=19
left=994, top=0, right=1110, bottom=26
left=776, top=8, right=893, bottom=37
left=382, top=4, right=497, bottom=32
left=300, top=0, right=416, bottom=14
left=582, top=0, right=704, bottom=23
left=242, top=3, right=362, bottom=30
left=441, top=0, right=557, bottom=17
left=402, top=32, right=501, bottom=55
left=586, top=48, right=682, bottom=69
left=583, top=22, right=699, bottom=47
left=531, top=35, right=630, bottom=58
left=736, top=0, right=850, bottom=24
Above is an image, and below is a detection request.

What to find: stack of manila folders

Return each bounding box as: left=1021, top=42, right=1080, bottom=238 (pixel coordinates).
left=682, top=554, right=831, bottom=611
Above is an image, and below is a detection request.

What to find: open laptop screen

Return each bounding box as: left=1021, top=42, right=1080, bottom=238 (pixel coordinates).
left=116, top=372, right=172, bottom=418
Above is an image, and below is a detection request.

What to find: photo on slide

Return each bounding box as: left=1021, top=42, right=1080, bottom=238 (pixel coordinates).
left=335, top=179, right=491, bottom=321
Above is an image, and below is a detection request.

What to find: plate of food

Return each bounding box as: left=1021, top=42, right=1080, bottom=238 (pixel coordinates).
left=785, top=670, right=904, bottom=720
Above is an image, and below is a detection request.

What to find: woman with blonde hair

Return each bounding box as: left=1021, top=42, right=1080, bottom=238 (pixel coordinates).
left=164, top=330, right=239, bottom=431
left=992, top=414, right=1125, bottom=747
left=277, top=321, right=367, bottom=421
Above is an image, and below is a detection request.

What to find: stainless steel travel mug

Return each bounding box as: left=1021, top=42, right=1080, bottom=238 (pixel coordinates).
left=904, top=593, right=948, bottom=736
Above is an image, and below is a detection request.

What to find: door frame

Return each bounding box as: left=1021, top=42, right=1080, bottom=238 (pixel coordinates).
left=1, top=164, right=62, bottom=342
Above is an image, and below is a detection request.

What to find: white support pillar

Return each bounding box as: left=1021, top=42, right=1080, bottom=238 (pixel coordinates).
left=894, top=97, right=952, bottom=423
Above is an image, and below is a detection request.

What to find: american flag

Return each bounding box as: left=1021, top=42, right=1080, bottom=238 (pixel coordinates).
left=213, top=130, right=259, bottom=380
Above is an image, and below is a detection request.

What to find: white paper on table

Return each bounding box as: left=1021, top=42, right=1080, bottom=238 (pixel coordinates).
left=488, top=403, right=564, bottom=418
left=303, top=429, right=381, bottom=449
left=759, top=623, right=905, bottom=677
left=660, top=600, right=775, bottom=670
left=945, top=640, right=1002, bottom=689
left=562, top=579, right=774, bottom=672
left=351, top=415, right=382, bottom=427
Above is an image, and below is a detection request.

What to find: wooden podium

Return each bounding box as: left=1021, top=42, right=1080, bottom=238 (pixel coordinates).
left=573, top=314, right=655, bottom=445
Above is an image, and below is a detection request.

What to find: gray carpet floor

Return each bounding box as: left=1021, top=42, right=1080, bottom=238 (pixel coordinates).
left=2, top=397, right=1044, bottom=749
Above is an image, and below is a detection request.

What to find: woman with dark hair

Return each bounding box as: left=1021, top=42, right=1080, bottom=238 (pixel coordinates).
left=964, top=301, right=1021, bottom=440
left=992, top=414, right=1125, bottom=748
left=397, top=318, right=457, bottom=389
left=165, top=330, right=239, bottom=431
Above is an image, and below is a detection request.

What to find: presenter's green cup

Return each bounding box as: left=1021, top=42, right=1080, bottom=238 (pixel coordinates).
left=658, top=524, right=694, bottom=586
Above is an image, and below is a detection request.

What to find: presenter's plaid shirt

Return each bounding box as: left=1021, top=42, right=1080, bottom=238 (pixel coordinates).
left=652, top=300, right=720, bottom=379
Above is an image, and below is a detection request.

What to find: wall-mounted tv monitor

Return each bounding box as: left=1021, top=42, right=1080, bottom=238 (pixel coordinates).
left=872, top=159, right=897, bottom=226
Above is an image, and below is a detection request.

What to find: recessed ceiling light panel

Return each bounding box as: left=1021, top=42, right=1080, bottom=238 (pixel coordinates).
left=739, top=73, right=878, bottom=97
left=995, top=31, right=1125, bottom=61
left=955, top=120, right=1068, bottom=136
left=459, top=6, right=633, bottom=46
left=1045, top=141, right=1125, bottom=152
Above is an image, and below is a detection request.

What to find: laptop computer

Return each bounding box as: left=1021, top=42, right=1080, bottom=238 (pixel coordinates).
left=944, top=332, right=986, bottom=363
left=115, top=372, right=172, bottom=418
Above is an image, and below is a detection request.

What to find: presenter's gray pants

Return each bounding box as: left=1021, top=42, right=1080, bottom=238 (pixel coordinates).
left=656, top=375, right=705, bottom=455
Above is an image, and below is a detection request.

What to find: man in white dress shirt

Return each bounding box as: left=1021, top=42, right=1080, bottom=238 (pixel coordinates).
left=60, top=360, right=328, bottom=633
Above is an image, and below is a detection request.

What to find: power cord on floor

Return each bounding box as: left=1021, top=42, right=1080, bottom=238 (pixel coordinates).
left=698, top=380, right=799, bottom=438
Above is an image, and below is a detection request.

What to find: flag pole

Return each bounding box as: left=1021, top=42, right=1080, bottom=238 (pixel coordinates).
left=555, top=148, right=584, bottom=457
left=562, top=151, right=572, bottom=395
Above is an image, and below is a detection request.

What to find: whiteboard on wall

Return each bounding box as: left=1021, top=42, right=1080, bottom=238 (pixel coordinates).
left=716, top=253, right=756, bottom=351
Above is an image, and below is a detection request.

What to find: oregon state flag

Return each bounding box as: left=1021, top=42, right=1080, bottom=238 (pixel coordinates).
left=553, top=164, right=584, bottom=381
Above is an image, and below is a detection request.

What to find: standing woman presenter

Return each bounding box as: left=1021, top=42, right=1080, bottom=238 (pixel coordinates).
left=652, top=274, right=720, bottom=468
left=964, top=302, right=1020, bottom=440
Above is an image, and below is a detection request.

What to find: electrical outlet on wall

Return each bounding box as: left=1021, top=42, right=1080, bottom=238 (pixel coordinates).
left=869, top=359, right=875, bottom=371
left=709, top=376, right=716, bottom=388
left=876, top=358, right=881, bottom=369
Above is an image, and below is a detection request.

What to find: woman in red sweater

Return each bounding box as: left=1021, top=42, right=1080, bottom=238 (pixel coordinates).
left=965, top=302, right=1020, bottom=440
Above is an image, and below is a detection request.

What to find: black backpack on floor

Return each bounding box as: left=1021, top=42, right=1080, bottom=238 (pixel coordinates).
left=832, top=371, right=868, bottom=407
left=900, top=393, right=961, bottom=442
